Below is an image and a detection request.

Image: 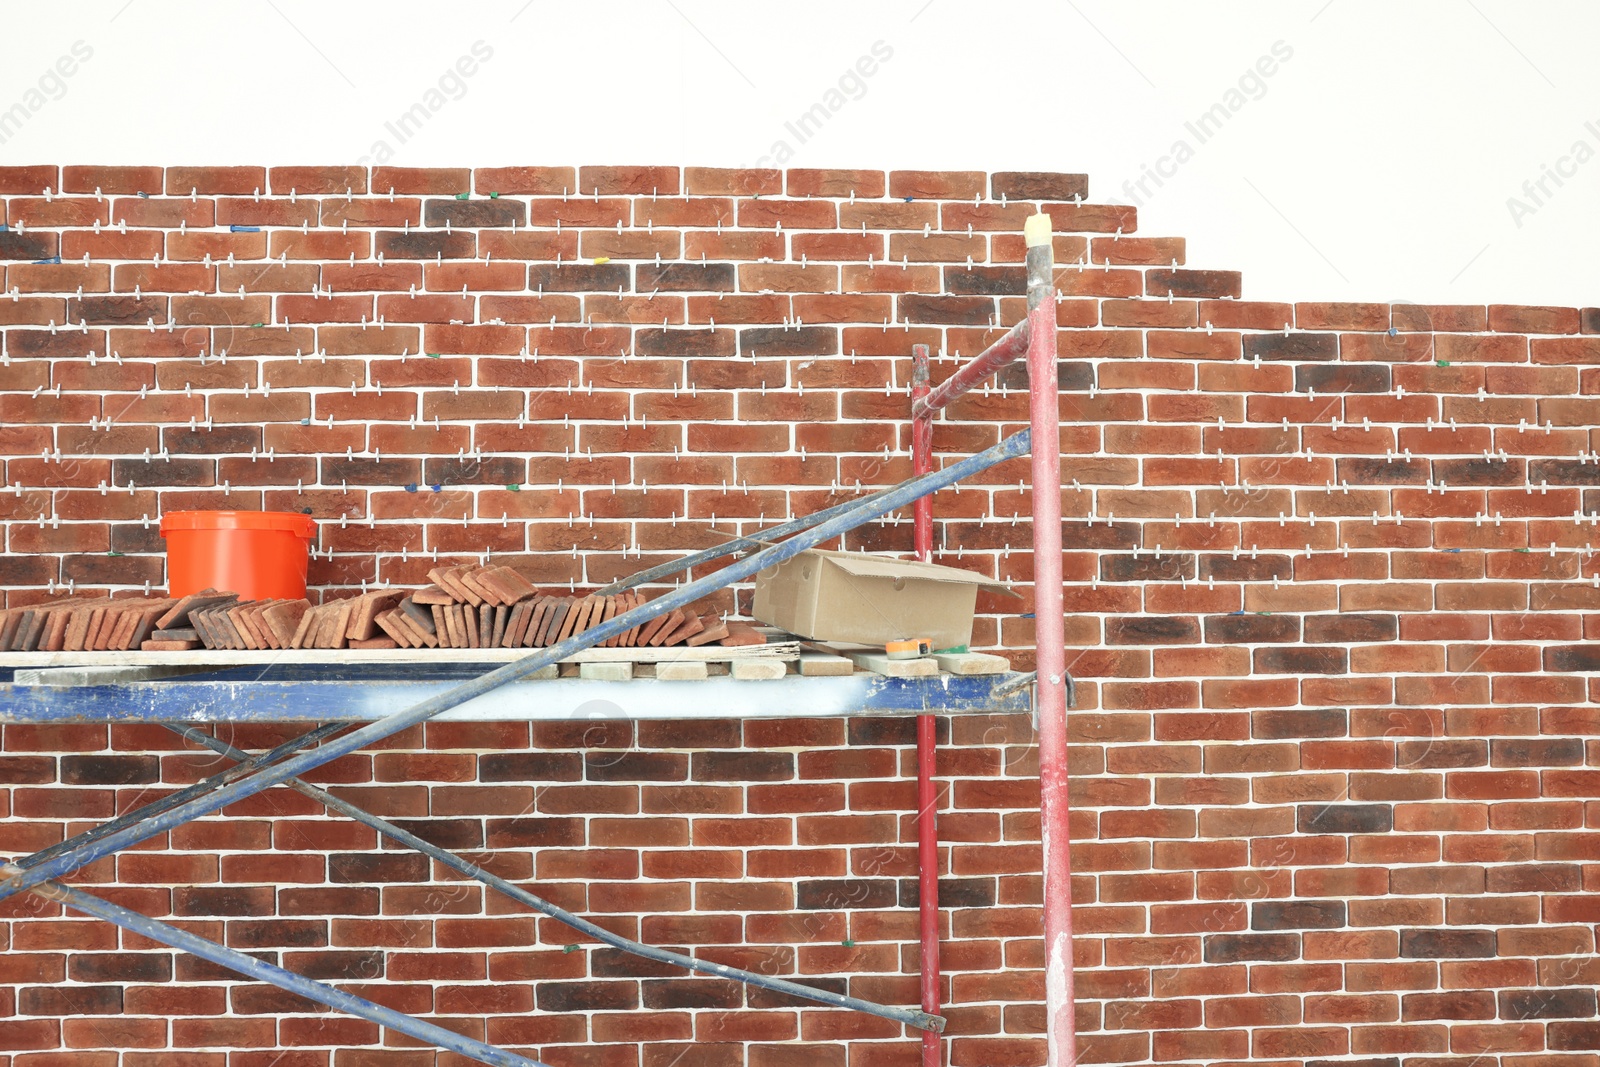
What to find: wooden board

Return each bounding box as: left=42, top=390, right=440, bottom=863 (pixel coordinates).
left=655, top=660, right=709, bottom=681
left=798, top=651, right=855, bottom=677
left=840, top=650, right=938, bottom=678
left=730, top=657, right=786, bottom=680
left=0, top=641, right=803, bottom=667
left=932, top=651, right=1011, bottom=676
left=579, top=661, right=633, bottom=682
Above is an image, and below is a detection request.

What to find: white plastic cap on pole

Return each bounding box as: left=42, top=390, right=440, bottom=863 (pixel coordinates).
left=1024, top=212, right=1053, bottom=247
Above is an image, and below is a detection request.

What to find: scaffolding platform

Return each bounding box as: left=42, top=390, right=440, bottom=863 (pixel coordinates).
left=0, top=659, right=1034, bottom=722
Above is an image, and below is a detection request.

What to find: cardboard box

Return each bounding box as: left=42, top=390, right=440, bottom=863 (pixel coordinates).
left=752, top=548, right=1014, bottom=649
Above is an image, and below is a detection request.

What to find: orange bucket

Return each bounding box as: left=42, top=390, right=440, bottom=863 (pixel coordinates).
left=160, top=510, right=318, bottom=601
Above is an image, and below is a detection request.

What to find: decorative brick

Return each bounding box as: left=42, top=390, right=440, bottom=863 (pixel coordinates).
left=1253, top=900, right=1348, bottom=930
left=889, top=170, right=986, bottom=199
left=1298, top=804, right=1394, bottom=834
left=1400, top=928, right=1497, bottom=958
left=991, top=171, right=1089, bottom=202
left=1148, top=268, right=1242, bottom=299
left=1204, top=933, right=1301, bottom=962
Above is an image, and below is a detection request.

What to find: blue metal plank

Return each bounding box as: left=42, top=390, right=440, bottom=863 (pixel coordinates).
left=0, top=673, right=1031, bottom=723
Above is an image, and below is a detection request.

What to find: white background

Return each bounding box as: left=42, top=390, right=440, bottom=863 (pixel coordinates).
left=4, top=0, right=1597, bottom=309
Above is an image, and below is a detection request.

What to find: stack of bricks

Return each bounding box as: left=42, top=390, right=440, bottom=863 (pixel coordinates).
left=3, top=164, right=1600, bottom=1066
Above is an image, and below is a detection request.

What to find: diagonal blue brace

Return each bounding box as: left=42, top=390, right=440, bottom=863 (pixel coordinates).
left=170, top=723, right=944, bottom=1032
left=1, top=862, right=549, bottom=1067
left=594, top=478, right=912, bottom=595
left=0, top=430, right=1030, bottom=908
left=14, top=721, right=349, bottom=871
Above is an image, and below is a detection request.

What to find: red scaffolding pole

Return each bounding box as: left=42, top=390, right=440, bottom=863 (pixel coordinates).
left=909, top=342, right=941, bottom=1067
left=909, top=213, right=1075, bottom=1067
left=1023, top=214, right=1077, bottom=1067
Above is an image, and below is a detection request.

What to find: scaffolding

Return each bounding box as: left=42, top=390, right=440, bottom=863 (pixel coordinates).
left=0, top=219, right=1075, bottom=1067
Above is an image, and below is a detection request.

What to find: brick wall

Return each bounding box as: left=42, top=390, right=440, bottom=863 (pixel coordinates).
left=3, top=164, right=1600, bottom=1066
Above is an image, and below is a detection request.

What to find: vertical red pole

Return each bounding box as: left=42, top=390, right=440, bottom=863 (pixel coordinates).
left=909, top=342, right=941, bottom=1067
left=911, top=344, right=935, bottom=562
left=1024, top=213, right=1076, bottom=1067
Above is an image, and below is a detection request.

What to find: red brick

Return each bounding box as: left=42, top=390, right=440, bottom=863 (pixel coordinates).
left=578, top=165, right=680, bottom=195
left=0, top=164, right=59, bottom=193
left=267, top=165, right=367, bottom=194
left=889, top=170, right=986, bottom=199
left=788, top=169, right=886, bottom=198
left=62, top=166, right=163, bottom=194
left=685, top=167, right=781, bottom=196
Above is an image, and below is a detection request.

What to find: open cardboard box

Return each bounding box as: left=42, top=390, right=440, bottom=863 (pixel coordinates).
left=752, top=547, right=1015, bottom=650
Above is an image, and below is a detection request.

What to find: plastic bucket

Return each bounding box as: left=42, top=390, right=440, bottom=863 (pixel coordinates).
left=160, top=510, right=318, bottom=601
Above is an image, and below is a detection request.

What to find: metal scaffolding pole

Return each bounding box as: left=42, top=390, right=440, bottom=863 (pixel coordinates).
left=0, top=862, right=550, bottom=1067
left=1024, top=214, right=1078, bottom=1067
left=901, top=213, right=1077, bottom=1067
left=910, top=340, right=944, bottom=1067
